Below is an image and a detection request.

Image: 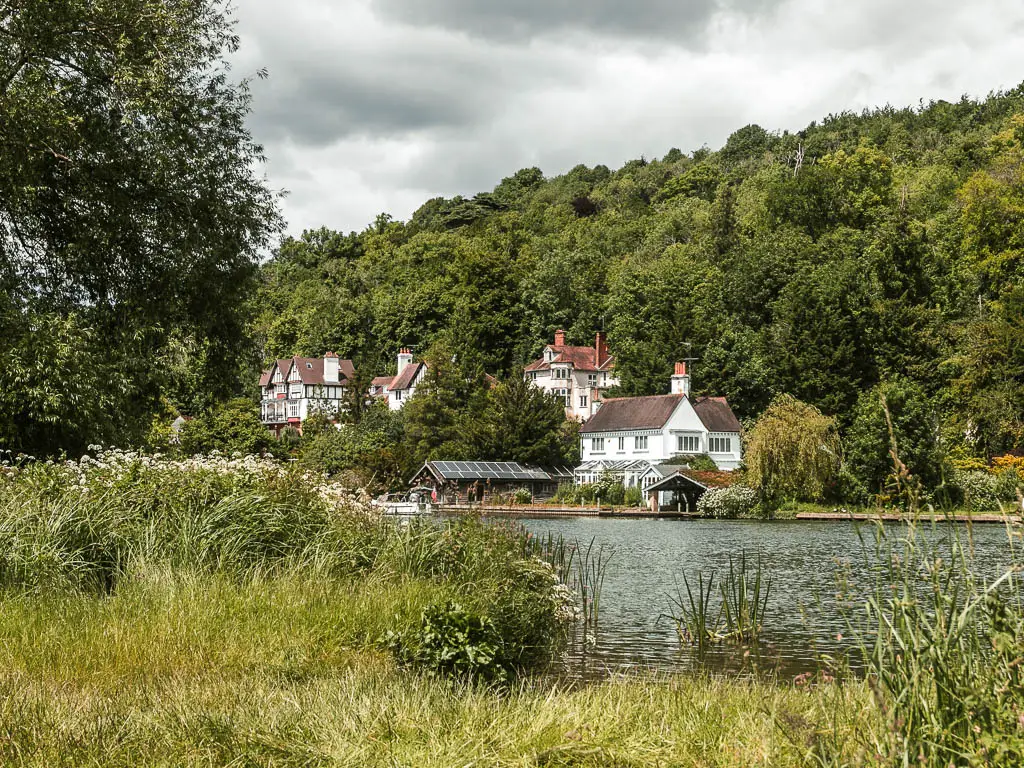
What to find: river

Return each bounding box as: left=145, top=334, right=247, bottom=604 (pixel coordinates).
left=517, top=517, right=1020, bottom=679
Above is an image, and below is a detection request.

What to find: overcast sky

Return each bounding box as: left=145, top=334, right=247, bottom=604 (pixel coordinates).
left=232, top=0, right=1024, bottom=236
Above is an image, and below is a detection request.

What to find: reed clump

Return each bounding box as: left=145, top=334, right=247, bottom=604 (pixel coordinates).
left=668, top=551, right=771, bottom=651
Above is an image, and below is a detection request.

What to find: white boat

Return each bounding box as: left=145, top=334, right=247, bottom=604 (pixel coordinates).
left=373, top=487, right=435, bottom=516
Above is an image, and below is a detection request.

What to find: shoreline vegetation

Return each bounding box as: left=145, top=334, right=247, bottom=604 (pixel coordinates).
left=0, top=450, right=1021, bottom=766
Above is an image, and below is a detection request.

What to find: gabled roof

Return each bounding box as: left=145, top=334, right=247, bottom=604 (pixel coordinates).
left=524, top=345, right=615, bottom=373
left=645, top=468, right=736, bottom=495
left=580, top=394, right=684, bottom=433
left=693, top=396, right=742, bottom=433
left=390, top=361, right=426, bottom=392
left=261, top=356, right=355, bottom=388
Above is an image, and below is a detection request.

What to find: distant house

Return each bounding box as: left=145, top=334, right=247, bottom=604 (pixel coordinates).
left=575, top=362, right=742, bottom=485
left=258, top=353, right=354, bottom=434
left=524, top=330, right=619, bottom=420
left=369, top=348, right=428, bottom=410
left=371, top=347, right=497, bottom=410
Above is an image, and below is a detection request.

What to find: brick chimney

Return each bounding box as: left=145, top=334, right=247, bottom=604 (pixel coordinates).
left=396, top=347, right=413, bottom=376
left=670, top=361, right=690, bottom=396
left=323, top=352, right=340, bottom=384
left=553, top=329, right=566, bottom=347
left=595, top=332, right=609, bottom=368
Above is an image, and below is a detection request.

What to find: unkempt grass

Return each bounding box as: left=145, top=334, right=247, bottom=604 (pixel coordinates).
left=0, top=575, right=878, bottom=767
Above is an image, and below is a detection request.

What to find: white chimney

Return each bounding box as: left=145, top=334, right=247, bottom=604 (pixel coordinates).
left=324, top=352, right=340, bottom=384
left=670, top=361, right=690, bottom=396
left=397, top=348, right=413, bottom=376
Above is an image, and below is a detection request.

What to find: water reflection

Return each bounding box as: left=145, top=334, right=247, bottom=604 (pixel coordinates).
left=516, top=517, right=1018, bottom=680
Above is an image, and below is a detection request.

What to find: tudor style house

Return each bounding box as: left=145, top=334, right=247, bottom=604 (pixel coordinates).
left=575, top=362, right=742, bottom=487
left=370, top=348, right=429, bottom=410
left=259, top=353, right=355, bottom=433
left=524, top=330, right=619, bottom=419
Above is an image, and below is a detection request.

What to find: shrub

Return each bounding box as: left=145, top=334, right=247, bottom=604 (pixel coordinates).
left=387, top=600, right=513, bottom=683
left=952, top=469, right=1000, bottom=511
left=178, top=399, right=280, bottom=457
left=510, top=488, right=533, bottom=505
left=623, top=485, right=643, bottom=507
left=696, top=485, right=759, bottom=519
left=679, top=454, right=718, bottom=471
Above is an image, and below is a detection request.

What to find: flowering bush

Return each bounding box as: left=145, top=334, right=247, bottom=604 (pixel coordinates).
left=696, top=485, right=760, bottom=519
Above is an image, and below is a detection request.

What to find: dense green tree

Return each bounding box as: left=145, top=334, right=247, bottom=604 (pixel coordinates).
left=474, top=376, right=572, bottom=466
left=178, top=399, right=277, bottom=457
left=844, top=378, right=946, bottom=497
left=745, top=395, right=842, bottom=506
left=0, top=0, right=279, bottom=455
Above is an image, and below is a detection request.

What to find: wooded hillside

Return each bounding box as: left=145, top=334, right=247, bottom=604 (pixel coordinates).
left=254, top=85, right=1024, bottom=465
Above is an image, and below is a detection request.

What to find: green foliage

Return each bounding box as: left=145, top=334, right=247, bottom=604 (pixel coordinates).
left=1, top=0, right=280, bottom=456
left=388, top=600, right=512, bottom=683
left=695, top=485, right=760, bottom=519
left=844, top=378, right=946, bottom=499
left=853, top=521, right=1024, bottom=765
left=249, top=85, right=1024, bottom=498
left=472, top=376, right=573, bottom=466
left=745, top=395, right=841, bottom=505
left=298, top=402, right=407, bottom=491
left=178, top=399, right=279, bottom=457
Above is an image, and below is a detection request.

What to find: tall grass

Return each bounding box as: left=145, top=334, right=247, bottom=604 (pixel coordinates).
left=0, top=576, right=877, bottom=767
left=667, top=550, right=771, bottom=651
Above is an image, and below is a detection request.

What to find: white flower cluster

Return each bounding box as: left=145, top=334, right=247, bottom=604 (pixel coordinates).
left=1, top=447, right=373, bottom=512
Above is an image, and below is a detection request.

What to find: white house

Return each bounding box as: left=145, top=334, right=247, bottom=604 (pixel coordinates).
left=524, top=330, right=619, bottom=419
left=259, top=353, right=355, bottom=434
left=370, top=348, right=429, bottom=410
left=575, top=364, right=743, bottom=486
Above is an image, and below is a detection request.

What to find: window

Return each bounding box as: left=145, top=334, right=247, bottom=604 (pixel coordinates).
left=306, top=362, right=313, bottom=369
left=553, top=367, right=570, bottom=379
left=635, top=435, right=649, bottom=451
left=677, top=435, right=701, bottom=453
left=554, top=388, right=569, bottom=406
left=395, top=390, right=403, bottom=400
left=617, top=436, right=625, bottom=452
left=579, top=395, right=588, bottom=408
left=587, top=374, right=597, bottom=387
left=710, top=436, right=731, bottom=453
left=592, top=437, right=605, bottom=452
left=275, top=383, right=286, bottom=395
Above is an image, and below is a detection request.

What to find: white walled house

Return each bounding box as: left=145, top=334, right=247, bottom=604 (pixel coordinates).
left=369, top=348, right=429, bottom=411
left=575, top=367, right=743, bottom=486
left=524, top=330, right=619, bottom=419
left=259, top=353, right=355, bottom=434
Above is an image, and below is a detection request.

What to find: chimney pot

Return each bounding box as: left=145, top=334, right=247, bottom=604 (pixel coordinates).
left=595, top=332, right=609, bottom=368
left=674, top=361, right=687, bottom=376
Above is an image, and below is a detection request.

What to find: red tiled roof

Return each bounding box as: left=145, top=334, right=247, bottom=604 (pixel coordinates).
left=693, top=396, right=742, bottom=433
left=679, top=469, right=737, bottom=488
left=263, top=356, right=355, bottom=388
left=581, top=394, right=684, bottom=433
left=524, top=344, right=616, bottom=373
left=390, top=361, right=425, bottom=392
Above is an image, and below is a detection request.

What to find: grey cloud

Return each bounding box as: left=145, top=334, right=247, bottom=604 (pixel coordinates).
left=372, top=0, right=775, bottom=43
left=242, top=35, right=583, bottom=146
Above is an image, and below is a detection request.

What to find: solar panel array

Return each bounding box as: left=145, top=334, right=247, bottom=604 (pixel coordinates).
left=430, top=461, right=551, bottom=481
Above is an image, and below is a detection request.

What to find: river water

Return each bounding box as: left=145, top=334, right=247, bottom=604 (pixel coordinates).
left=517, top=517, right=1020, bottom=679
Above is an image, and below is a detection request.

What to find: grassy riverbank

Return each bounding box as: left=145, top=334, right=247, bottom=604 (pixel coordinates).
left=0, top=451, right=1020, bottom=766
left=0, top=574, right=878, bottom=767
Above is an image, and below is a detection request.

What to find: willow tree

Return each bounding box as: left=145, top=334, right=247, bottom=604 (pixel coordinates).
left=745, top=394, right=842, bottom=506
left=0, top=1, right=280, bottom=455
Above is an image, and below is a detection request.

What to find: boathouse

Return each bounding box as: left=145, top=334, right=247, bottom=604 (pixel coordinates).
left=410, top=461, right=575, bottom=504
